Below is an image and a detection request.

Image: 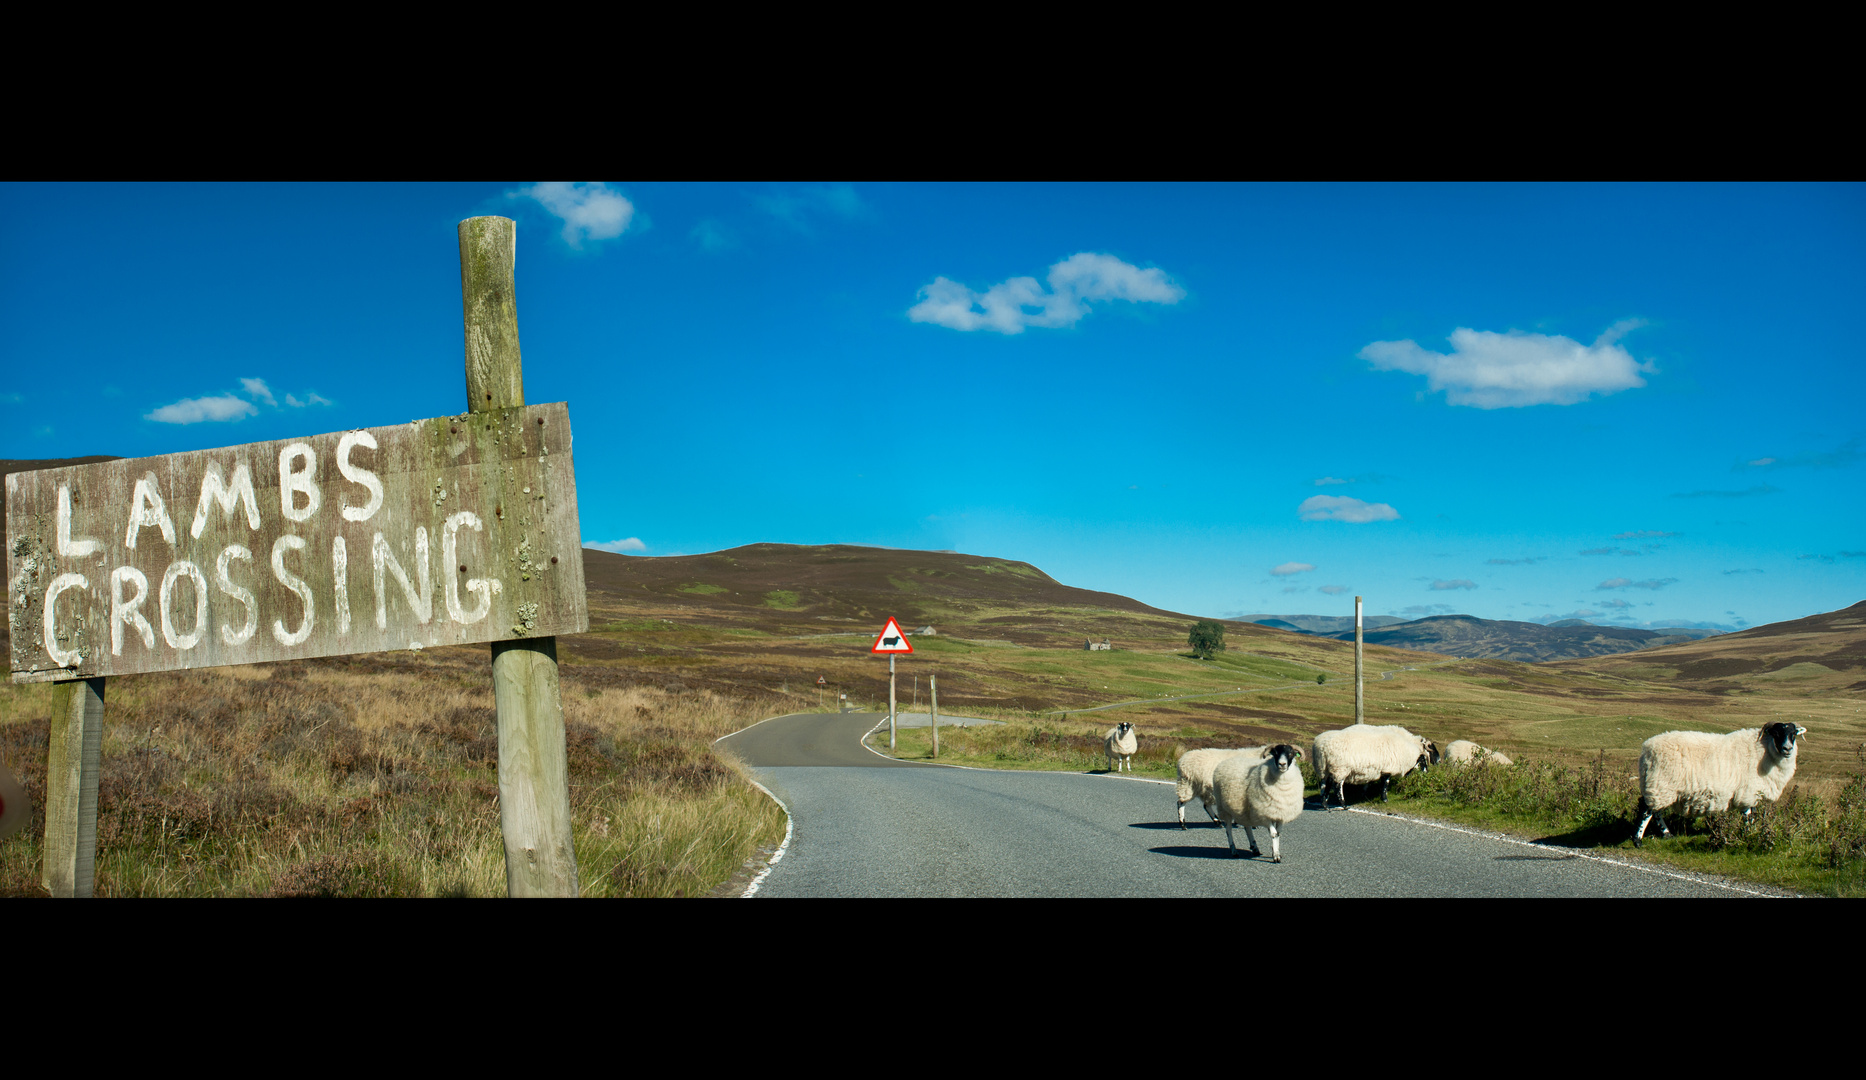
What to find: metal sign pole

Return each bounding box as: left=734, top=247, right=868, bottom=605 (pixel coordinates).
left=889, top=653, right=897, bottom=750
left=1354, top=595, right=1364, bottom=725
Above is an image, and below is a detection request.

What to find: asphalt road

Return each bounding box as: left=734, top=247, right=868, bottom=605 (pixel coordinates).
left=718, top=713, right=1778, bottom=898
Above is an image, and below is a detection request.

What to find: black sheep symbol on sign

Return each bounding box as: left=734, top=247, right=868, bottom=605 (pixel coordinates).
left=883, top=636, right=900, bottom=647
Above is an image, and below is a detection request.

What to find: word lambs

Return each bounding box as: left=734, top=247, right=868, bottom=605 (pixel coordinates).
left=1633, top=722, right=1806, bottom=847
left=1105, top=722, right=1138, bottom=773
left=1211, top=744, right=1305, bottom=861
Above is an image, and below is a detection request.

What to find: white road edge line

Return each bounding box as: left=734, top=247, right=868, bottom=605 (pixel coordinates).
left=739, top=780, right=792, bottom=899
left=715, top=712, right=812, bottom=899
left=1340, top=806, right=1793, bottom=897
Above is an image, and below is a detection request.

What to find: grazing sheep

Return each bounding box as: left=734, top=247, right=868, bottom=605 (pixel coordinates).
left=1211, top=744, right=1306, bottom=861
left=1633, top=722, right=1806, bottom=847
left=1311, top=725, right=1438, bottom=809
left=1104, top=722, right=1138, bottom=773
left=1443, top=740, right=1513, bottom=767
left=1175, top=747, right=1262, bottom=828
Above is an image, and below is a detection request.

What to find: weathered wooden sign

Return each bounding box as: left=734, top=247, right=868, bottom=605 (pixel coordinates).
left=7, top=402, right=588, bottom=682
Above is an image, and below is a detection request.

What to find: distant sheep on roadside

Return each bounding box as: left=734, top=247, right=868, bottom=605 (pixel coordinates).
left=1633, top=723, right=1806, bottom=847
left=1311, top=725, right=1438, bottom=809
left=1105, top=722, right=1138, bottom=773
left=1175, top=747, right=1261, bottom=828
left=1211, top=744, right=1306, bottom=862
left=1443, top=740, right=1513, bottom=767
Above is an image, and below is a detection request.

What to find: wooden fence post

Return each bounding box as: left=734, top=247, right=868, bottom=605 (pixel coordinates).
left=460, top=216, right=579, bottom=898
left=43, top=676, right=104, bottom=897
left=930, top=674, right=939, bottom=758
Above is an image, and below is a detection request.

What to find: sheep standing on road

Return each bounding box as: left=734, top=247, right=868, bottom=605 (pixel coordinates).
left=1311, top=725, right=1438, bottom=809
left=1443, top=740, right=1513, bottom=767
left=1175, top=747, right=1261, bottom=828
left=1633, top=722, right=1806, bottom=847
left=1105, top=722, right=1138, bottom=773
left=1211, top=744, right=1306, bottom=861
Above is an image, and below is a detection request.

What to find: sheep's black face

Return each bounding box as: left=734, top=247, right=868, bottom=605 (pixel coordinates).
left=1424, top=740, right=1440, bottom=765
left=1268, top=744, right=1300, bottom=772
left=1117, top=723, right=1133, bottom=738
left=1764, top=723, right=1800, bottom=757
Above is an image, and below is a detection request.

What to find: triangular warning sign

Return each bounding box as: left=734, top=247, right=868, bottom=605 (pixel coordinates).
left=871, top=617, right=914, bottom=654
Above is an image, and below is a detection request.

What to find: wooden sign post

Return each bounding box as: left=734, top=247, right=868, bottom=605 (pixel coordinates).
left=461, top=216, right=579, bottom=898
left=5, top=216, right=587, bottom=897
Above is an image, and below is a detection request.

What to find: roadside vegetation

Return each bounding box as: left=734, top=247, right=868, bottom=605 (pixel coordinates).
left=1381, top=746, right=1866, bottom=897
left=0, top=649, right=787, bottom=897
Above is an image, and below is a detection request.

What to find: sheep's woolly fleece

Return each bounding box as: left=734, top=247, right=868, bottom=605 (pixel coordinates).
left=1311, top=724, right=1433, bottom=787
left=1211, top=745, right=1306, bottom=861
left=1175, top=747, right=1260, bottom=827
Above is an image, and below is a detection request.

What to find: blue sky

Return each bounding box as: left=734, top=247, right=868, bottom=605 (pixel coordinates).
left=4, top=182, right=1861, bottom=631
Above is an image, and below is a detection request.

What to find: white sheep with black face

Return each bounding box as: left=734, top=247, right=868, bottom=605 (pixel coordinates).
left=1633, top=722, right=1807, bottom=847
left=1310, top=725, right=1438, bottom=809
left=1105, top=722, right=1138, bottom=773
left=1211, top=744, right=1306, bottom=862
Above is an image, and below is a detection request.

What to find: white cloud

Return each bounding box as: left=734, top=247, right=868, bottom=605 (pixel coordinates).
left=1360, top=319, right=1653, bottom=408
left=1270, top=562, right=1316, bottom=576
left=756, top=184, right=869, bottom=233
left=285, top=392, right=332, bottom=408
left=908, top=252, right=1184, bottom=335
left=145, top=394, right=259, bottom=424
left=1318, top=585, right=1349, bottom=595
left=1597, top=577, right=1678, bottom=590
left=1298, top=495, right=1399, bottom=523
left=240, top=378, right=276, bottom=407
left=1430, top=579, right=1477, bottom=590
left=584, top=537, right=646, bottom=553
left=1613, top=530, right=1678, bottom=539
left=1313, top=476, right=1350, bottom=486
left=515, top=182, right=636, bottom=249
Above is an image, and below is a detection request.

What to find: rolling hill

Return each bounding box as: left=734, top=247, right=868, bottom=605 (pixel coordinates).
left=1325, top=614, right=1678, bottom=662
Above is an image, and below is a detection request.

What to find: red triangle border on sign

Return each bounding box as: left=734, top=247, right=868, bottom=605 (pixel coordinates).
left=871, top=617, right=914, bottom=654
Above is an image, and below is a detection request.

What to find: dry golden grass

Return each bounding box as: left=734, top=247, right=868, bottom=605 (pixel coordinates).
left=0, top=648, right=787, bottom=897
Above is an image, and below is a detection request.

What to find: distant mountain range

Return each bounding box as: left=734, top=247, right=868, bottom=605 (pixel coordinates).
left=1246, top=613, right=1724, bottom=662
left=1238, top=614, right=1411, bottom=634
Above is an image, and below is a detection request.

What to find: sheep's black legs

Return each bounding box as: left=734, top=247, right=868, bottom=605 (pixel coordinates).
left=1633, top=802, right=1672, bottom=847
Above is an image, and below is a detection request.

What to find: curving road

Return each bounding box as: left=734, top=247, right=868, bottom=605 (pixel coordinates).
left=718, top=713, right=1781, bottom=898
